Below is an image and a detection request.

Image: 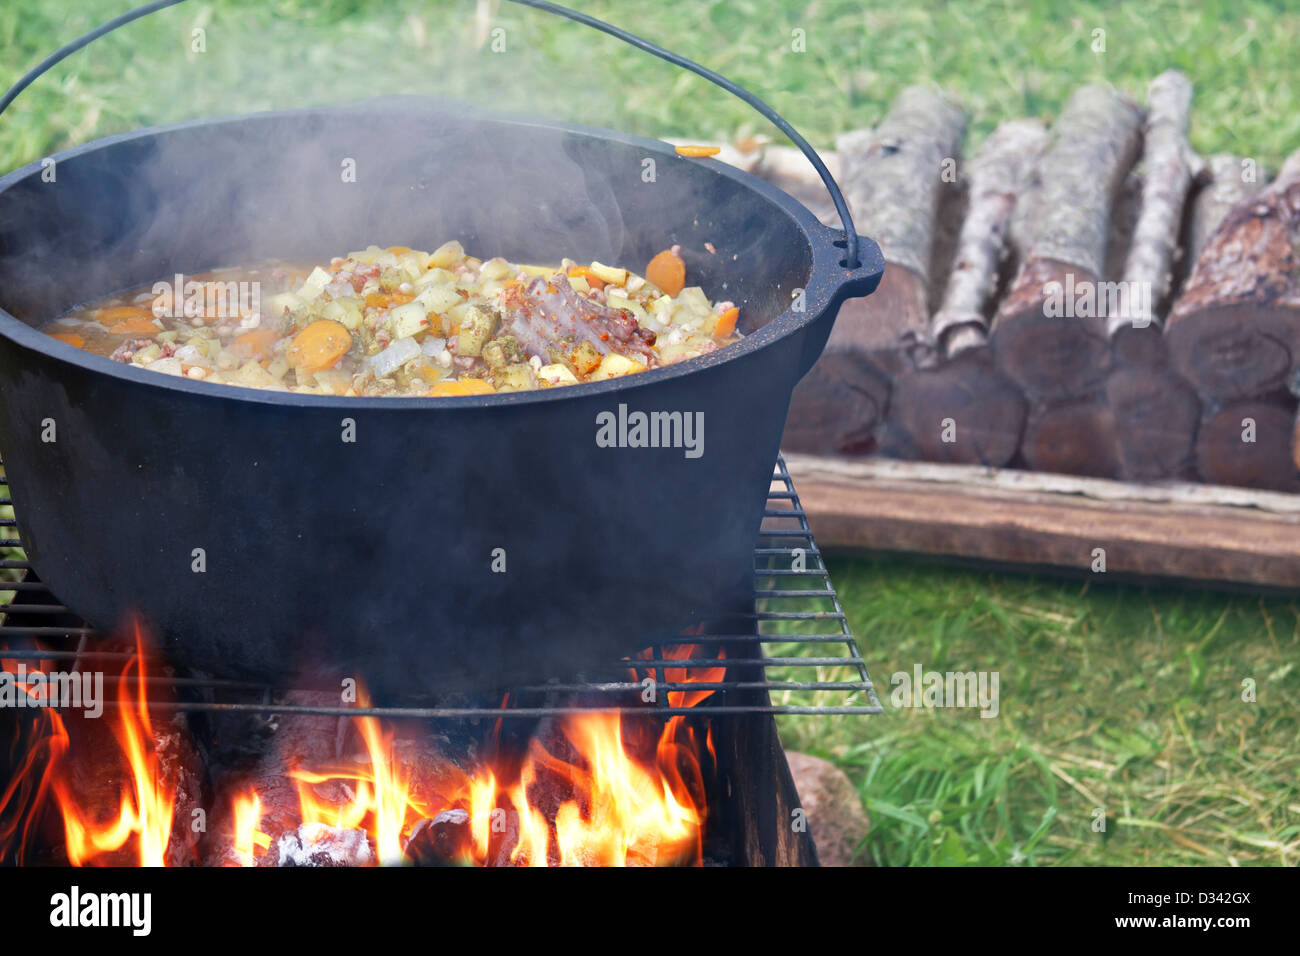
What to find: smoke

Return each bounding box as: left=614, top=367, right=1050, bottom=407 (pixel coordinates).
left=0, top=0, right=803, bottom=324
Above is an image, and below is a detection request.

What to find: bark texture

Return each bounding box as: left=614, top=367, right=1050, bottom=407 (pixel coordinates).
left=1167, top=148, right=1300, bottom=400
left=992, top=85, right=1143, bottom=401
left=784, top=86, right=966, bottom=454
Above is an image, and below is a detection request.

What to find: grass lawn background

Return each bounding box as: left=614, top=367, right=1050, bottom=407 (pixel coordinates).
left=2, top=0, right=1297, bottom=865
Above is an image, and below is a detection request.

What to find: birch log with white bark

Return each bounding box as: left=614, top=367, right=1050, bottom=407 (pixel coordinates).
left=881, top=120, right=1045, bottom=466
left=1106, top=71, right=1202, bottom=480
left=991, top=85, right=1142, bottom=402
left=783, top=86, right=966, bottom=455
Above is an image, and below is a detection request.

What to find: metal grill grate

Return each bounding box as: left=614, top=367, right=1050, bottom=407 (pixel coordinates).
left=0, top=455, right=881, bottom=719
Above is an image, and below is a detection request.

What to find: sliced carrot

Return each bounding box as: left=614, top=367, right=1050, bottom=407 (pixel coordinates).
left=713, top=306, right=740, bottom=339
left=364, top=291, right=413, bottom=311
left=646, top=248, right=686, bottom=296
left=231, top=328, right=278, bottom=361
left=566, top=265, right=606, bottom=290
left=94, top=304, right=156, bottom=327
left=674, top=144, right=722, bottom=158
left=47, top=331, right=85, bottom=349
left=428, top=378, right=496, bottom=397
left=286, top=319, right=352, bottom=375
left=108, top=316, right=161, bottom=336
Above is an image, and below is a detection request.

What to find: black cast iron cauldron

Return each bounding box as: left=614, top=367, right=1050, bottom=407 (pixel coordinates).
left=0, top=2, right=882, bottom=697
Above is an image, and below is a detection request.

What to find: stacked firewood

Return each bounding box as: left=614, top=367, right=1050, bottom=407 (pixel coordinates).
left=754, top=73, right=1300, bottom=492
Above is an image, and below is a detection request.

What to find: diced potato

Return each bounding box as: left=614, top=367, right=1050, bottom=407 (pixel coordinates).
left=266, top=292, right=306, bottom=317
left=427, top=240, right=464, bottom=269
left=456, top=306, right=498, bottom=357
left=133, top=344, right=163, bottom=365
left=571, top=340, right=602, bottom=376
left=605, top=291, right=647, bottom=321
left=519, top=264, right=555, bottom=278
left=296, top=266, right=333, bottom=301
left=231, top=360, right=279, bottom=388
left=675, top=286, right=713, bottom=317
left=568, top=275, right=590, bottom=293
left=415, top=284, right=462, bottom=316
left=479, top=257, right=513, bottom=281
left=588, top=261, right=629, bottom=285
left=350, top=245, right=385, bottom=264
left=146, top=357, right=184, bottom=377
left=649, top=294, right=675, bottom=325
left=322, top=298, right=363, bottom=330
left=494, top=363, right=535, bottom=392
left=267, top=356, right=290, bottom=381
left=481, top=335, right=524, bottom=369
left=537, top=363, right=579, bottom=387
left=389, top=302, right=429, bottom=339
left=312, top=368, right=353, bottom=396
left=589, top=352, right=644, bottom=381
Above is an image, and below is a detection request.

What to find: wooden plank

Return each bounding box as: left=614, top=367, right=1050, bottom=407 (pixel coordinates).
left=784, top=452, right=1300, bottom=588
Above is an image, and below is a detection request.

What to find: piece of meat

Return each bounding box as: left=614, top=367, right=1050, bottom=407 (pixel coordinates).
left=500, top=275, right=657, bottom=368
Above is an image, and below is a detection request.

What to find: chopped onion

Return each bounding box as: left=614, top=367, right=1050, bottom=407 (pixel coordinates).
left=146, top=357, right=184, bottom=377
left=420, top=336, right=447, bottom=357
left=173, top=345, right=212, bottom=367
left=367, top=337, right=420, bottom=378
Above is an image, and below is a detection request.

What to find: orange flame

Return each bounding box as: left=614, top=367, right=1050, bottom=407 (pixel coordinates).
left=0, top=654, right=70, bottom=865
left=53, top=624, right=177, bottom=866
left=7, top=636, right=722, bottom=867
left=231, top=791, right=270, bottom=867
left=289, top=692, right=438, bottom=866
left=281, top=643, right=722, bottom=866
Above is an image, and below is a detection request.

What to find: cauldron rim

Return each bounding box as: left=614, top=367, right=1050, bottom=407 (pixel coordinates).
left=0, top=101, right=862, bottom=412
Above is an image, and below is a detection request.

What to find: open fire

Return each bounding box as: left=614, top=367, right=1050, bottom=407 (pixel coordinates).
left=0, top=624, right=726, bottom=867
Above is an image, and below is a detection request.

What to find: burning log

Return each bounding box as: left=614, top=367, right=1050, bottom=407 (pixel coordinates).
left=205, top=691, right=345, bottom=867
left=1167, top=148, right=1300, bottom=401
left=1198, top=393, right=1300, bottom=491
left=1104, top=72, right=1203, bottom=480
left=277, top=823, right=374, bottom=867
left=991, top=85, right=1143, bottom=401
left=882, top=120, right=1044, bottom=465
left=783, top=86, right=966, bottom=455
left=48, top=704, right=205, bottom=867
left=404, top=810, right=474, bottom=866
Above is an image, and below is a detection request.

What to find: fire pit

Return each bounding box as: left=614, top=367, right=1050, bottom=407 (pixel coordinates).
left=0, top=456, right=881, bottom=867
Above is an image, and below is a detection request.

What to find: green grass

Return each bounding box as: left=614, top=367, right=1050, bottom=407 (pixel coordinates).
left=2, top=0, right=1298, bottom=174
left=3, top=1, right=1298, bottom=867
left=777, top=557, right=1300, bottom=866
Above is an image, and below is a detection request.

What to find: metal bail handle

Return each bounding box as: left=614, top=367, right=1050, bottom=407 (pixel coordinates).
left=0, top=0, right=862, bottom=268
